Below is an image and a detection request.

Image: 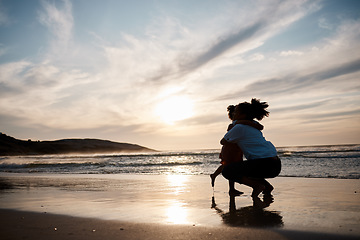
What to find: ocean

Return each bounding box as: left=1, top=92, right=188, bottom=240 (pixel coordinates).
left=0, top=144, right=359, bottom=179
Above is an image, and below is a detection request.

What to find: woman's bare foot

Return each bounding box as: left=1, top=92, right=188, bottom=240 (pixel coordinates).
left=262, top=185, right=274, bottom=195
left=210, top=174, right=216, bottom=187
left=261, top=180, right=274, bottom=195
left=229, top=189, right=244, bottom=196
left=251, top=184, right=265, bottom=198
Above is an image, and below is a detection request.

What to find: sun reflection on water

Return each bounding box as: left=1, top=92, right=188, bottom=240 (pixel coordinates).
left=165, top=175, right=189, bottom=224
left=165, top=201, right=188, bottom=224
left=166, top=174, right=189, bottom=187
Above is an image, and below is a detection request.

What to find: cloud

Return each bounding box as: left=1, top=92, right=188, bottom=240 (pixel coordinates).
left=0, top=59, right=100, bottom=128
left=38, top=0, right=73, bottom=54
left=0, top=1, right=10, bottom=26
left=216, top=58, right=360, bottom=103
left=280, top=50, right=304, bottom=56
left=253, top=58, right=359, bottom=95
left=303, top=109, right=360, bottom=120
left=318, top=17, right=333, bottom=30
left=28, top=0, right=319, bottom=131
left=95, top=9, right=295, bottom=130
left=215, top=19, right=360, bottom=101
left=181, top=20, right=266, bottom=73
left=0, top=43, right=7, bottom=57
left=249, top=53, right=265, bottom=62
left=122, top=1, right=316, bottom=86
left=270, top=100, right=332, bottom=113
left=137, top=20, right=267, bottom=85
left=0, top=61, right=32, bottom=96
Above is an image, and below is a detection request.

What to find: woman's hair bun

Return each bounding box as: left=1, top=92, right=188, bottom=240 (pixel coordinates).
left=250, top=98, right=269, bottom=120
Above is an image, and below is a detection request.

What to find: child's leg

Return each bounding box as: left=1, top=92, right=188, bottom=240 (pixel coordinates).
left=228, top=180, right=243, bottom=196
left=210, top=165, right=224, bottom=187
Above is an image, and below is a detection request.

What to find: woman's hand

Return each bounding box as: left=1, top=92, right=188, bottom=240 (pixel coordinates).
left=236, top=120, right=264, bottom=130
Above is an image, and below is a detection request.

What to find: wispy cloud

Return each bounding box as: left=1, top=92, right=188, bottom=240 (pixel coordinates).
left=280, top=50, right=304, bottom=56
left=0, top=61, right=32, bottom=96
left=225, top=58, right=360, bottom=99
left=216, top=19, right=360, bottom=101
left=0, top=1, right=10, bottom=26
left=271, top=100, right=332, bottom=113
left=318, top=17, right=333, bottom=30
left=114, top=1, right=316, bottom=87
left=0, top=44, right=7, bottom=57
left=38, top=0, right=73, bottom=55
left=303, top=109, right=360, bottom=121
left=181, top=20, right=266, bottom=74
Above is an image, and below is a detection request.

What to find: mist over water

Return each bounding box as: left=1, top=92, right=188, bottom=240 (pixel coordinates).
left=1, top=145, right=359, bottom=179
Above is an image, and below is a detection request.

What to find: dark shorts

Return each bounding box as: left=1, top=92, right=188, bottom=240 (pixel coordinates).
left=222, top=156, right=281, bottom=182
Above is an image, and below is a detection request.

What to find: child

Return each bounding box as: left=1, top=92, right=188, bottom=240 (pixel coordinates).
left=210, top=105, right=263, bottom=196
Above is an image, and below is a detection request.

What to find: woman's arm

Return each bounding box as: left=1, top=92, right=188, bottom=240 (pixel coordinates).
left=220, top=138, right=229, bottom=145
left=236, top=120, right=263, bottom=130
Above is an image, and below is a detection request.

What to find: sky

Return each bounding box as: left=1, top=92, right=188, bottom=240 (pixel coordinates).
left=0, top=0, right=359, bottom=151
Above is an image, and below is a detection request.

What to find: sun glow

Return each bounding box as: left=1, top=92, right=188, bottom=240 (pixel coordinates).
left=155, top=96, right=194, bottom=124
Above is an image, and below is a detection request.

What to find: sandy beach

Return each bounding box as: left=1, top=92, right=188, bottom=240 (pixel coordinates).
left=0, top=173, right=359, bottom=239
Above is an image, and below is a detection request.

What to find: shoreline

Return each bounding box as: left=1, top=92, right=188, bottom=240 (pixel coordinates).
left=0, top=173, right=359, bottom=238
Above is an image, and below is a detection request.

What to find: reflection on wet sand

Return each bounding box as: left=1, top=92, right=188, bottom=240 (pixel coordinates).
left=166, top=201, right=188, bottom=224
left=165, top=175, right=189, bottom=224
left=212, top=195, right=283, bottom=228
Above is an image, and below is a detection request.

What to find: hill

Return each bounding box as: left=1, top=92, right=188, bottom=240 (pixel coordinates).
left=0, top=133, right=156, bottom=156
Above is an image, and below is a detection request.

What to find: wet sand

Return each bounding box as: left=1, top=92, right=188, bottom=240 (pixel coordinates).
left=2, top=208, right=359, bottom=240
left=0, top=173, right=359, bottom=239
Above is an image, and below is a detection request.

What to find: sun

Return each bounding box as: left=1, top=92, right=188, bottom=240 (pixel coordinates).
left=155, top=96, right=194, bottom=124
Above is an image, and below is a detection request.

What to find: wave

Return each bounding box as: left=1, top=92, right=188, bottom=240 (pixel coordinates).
left=277, top=145, right=360, bottom=159
left=278, top=153, right=360, bottom=159
left=278, top=174, right=360, bottom=179
left=0, top=144, right=359, bottom=178
left=0, top=160, right=204, bottom=169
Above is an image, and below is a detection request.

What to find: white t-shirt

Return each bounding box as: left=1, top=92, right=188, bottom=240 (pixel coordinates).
left=223, top=124, right=277, bottom=160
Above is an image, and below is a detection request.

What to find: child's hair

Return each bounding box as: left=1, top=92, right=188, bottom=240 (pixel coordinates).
left=236, top=98, right=269, bottom=120
left=227, top=105, right=236, bottom=120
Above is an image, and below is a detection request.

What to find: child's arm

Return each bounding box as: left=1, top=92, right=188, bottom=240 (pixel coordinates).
left=236, top=120, right=264, bottom=130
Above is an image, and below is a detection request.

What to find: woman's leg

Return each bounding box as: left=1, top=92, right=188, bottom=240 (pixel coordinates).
left=240, top=176, right=265, bottom=198
left=222, top=159, right=278, bottom=197
left=222, top=163, right=264, bottom=197
left=262, top=179, right=274, bottom=195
